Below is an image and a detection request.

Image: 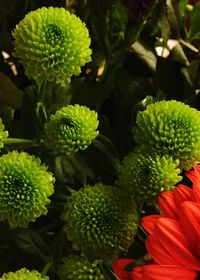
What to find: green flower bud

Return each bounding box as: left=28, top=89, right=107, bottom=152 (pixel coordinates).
left=44, top=105, right=99, bottom=156
left=0, top=118, right=8, bottom=149
left=117, top=153, right=181, bottom=201
left=2, top=268, right=49, bottom=280
left=0, top=151, right=54, bottom=228
left=12, top=7, right=92, bottom=86
left=134, top=100, right=200, bottom=170
left=59, top=256, right=106, bottom=280
left=62, top=183, right=138, bottom=259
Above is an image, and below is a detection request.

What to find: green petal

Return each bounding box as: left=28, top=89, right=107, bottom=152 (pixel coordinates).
left=117, top=153, right=181, bottom=201
left=59, top=256, right=106, bottom=280
left=12, top=7, right=92, bottom=86
left=0, top=151, right=55, bottom=228
left=44, top=105, right=99, bottom=156
left=134, top=100, right=200, bottom=170
left=0, top=118, right=8, bottom=149
left=62, top=183, right=138, bottom=259
left=2, top=268, right=49, bottom=280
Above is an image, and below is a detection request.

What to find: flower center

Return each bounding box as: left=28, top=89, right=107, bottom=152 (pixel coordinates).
left=138, top=164, right=151, bottom=185
left=61, top=118, right=75, bottom=129
left=46, top=24, right=63, bottom=45
left=2, top=173, right=32, bottom=203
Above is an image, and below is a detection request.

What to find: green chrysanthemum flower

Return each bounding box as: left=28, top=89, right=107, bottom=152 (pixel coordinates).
left=59, top=256, right=106, bottom=280
left=0, top=151, right=54, bottom=228
left=117, top=153, right=181, bottom=201
left=0, top=118, right=8, bottom=149
left=44, top=105, right=99, bottom=156
left=12, top=7, right=92, bottom=86
left=62, top=183, right=138, bottom=259
left=134, top=100, right=200, bottom=170
left=2, top=268, right=49, bottom=280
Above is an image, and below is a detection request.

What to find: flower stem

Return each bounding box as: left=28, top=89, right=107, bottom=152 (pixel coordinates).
left=5, top=138, right=37, bottom=146
left=38, top=80, right=48, bottom=103
left=41, top=260, right=53, bottom=276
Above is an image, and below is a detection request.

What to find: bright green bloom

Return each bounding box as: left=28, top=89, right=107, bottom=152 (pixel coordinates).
left=134, top=100, right=200, bottom=170
left=62, top=183, right=138, bottom=259
left=0, top=118, right=8, bottom=149
left=59, top=256, right=106, bottom=280
left=0, top=151, right=54, bottom=228
left=12, top=7, right=92, bottom=86
left=2, top=268, right=49, bottom=280
left=117, top=153, right=181, bottom=201
left=44, top=105, right=99, bottom=156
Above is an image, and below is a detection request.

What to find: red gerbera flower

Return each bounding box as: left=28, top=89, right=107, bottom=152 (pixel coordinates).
left=132, top=265, right=197, bottom=280
left=141, top=165, right=200, bottom=274
left=113, top=165, right=200, bottom=279
left=112, top=259, right=197, bottom=280
left=112, top=258, right=133, bottom=279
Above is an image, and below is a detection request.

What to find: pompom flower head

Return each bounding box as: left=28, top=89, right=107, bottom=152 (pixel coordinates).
left=0, top=151, right=54, bottom=228
left=62, top=183, right=138, bottom=259
left=44, top=105, right=99, bottom=156
left=2, top=268, right=49, bottom=280
left=134, top=100, right=200, bottom=170
left=117, top=153, right=181, bottom=201
left=0, top=118, right=8, bottom=149
left=59, top=256, right=105, bottom=280
left=12, top=7, right=92, bottom=86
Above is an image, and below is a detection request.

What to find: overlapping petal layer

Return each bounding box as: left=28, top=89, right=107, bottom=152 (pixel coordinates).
left=132, top=265, right=197, bottom=280
left=113, top=165, right=200, bottom=279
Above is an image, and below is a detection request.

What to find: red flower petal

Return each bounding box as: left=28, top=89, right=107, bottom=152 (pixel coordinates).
left=132, top=265, right=197, bottom=280
left=112, top=259, right=134, bottom=280
left=193, top=182, right=200, bottom=204
left=132, top=266, right=143, bottom=280
left=179, top=201, right=200, bottom=255
left=186, top=165, right=200, bottom=184
left=158, top=192, right=179, bottom=220
left=173, top=184, right=194, bottom=206
left=146, top=234, right=179, bottom=265
left=146, top=218, right=200, bottom=269
left=141, top=215, right=161, bottom=234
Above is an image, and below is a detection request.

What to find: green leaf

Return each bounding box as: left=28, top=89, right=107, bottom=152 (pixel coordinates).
left=128, top=41, right=157, bottom=74
left=15, top=229, right=50, bottom=261
left=52, top=229, right=66, bottom=270
left=189, top=3, right=200, bottom=40
left=70, top=78, right=110, bottom=110
left=0, top=73, right=22, bottom=111
left=93, top=134, right=119, bottom=169
left=157, top=0, right=171, bottom=44
left=0, top=106, right=15, bottom=129
left=156, top=57, right=195, bottom=102
left=43, top=82, right=72, bottom=115
left=110, top=0, right=128, bottom=34
left=169, top=42, right=189, bottom=66
left=166, top=0, right=181, bottom=38
left=69, top=154, right=94, bottom=185
left=55, top=155, right=76, bottom=185
left=54, top=154, right=94, bottom=186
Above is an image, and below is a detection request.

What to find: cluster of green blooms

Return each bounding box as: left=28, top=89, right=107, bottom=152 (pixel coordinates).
left=12, top=7, right=92, bottom=86
left=117, top=153, right=181, bottom=201
left=59, top=256, right=106, bottom=280
left=0, top=151, right=54, bottom=228
left=134, top=100, right=200, bottom=170
left=117, top=100, right=200, bottom=201
left=1, top=268, right=49, bottom=280
left=62, top=183, right=138, bottom=259
left=8, top=4, right=200, bottom=275
left=0, top=118, right=8, bottom=149
left=44, top=105, right=99, bottom=156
